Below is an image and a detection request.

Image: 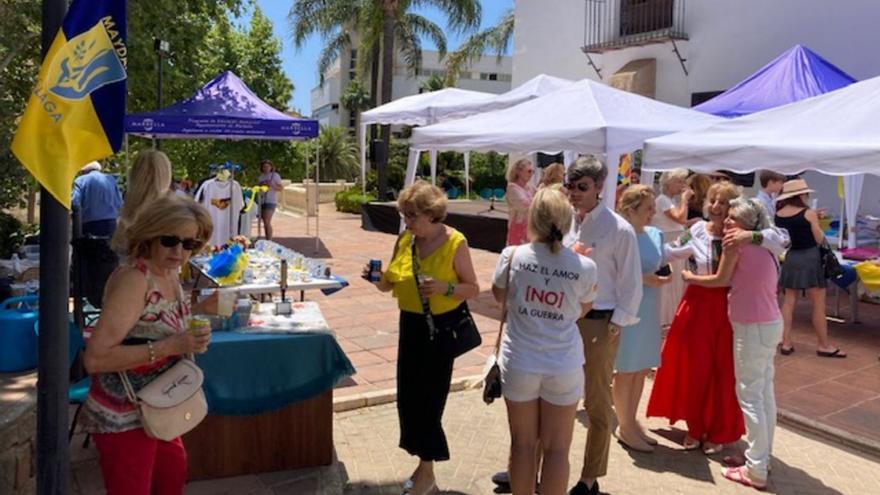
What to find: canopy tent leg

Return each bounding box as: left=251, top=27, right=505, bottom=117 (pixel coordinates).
left=844, top=175, right=865, bottom=249
left=305, top=144, right=310, bottom=236
left=360, top=123, right=368, bottom=194
left=463, top=152, right=470, bottom=198
left=429, top=150, right=438, bottom=186
left=563, top=150, right=578, bottom=171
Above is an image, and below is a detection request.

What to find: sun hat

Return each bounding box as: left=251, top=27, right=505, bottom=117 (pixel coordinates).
left=80, top=161, right=102, bottom=173
left=776, top=178, right=815, bottom=202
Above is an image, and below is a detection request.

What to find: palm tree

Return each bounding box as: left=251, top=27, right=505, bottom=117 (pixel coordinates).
left=340, top=79, right=372, bottom=138
left=289, top=0, right=481, bottom=199
left=444, top=8, right=514, bottom=85
left=313, top=125, right=359, bottom=182
left=419, top=73, right=446, bottom=93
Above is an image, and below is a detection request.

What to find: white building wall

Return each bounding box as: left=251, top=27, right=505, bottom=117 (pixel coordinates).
left=513, top=0, right=880, bottom=215
left=514, top=0, right=880, bottom=103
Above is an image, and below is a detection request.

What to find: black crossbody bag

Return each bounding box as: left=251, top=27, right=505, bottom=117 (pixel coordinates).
left=411, top=236, right=481, bottom=360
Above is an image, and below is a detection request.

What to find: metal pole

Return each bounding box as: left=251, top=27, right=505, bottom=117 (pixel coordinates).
left=305, top=143, right=310, bottom=236
left=315, top=141, right=320, bottom=254
left=39, top=1, right=70, bottom=492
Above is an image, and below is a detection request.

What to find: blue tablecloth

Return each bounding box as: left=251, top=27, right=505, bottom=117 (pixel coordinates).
left=195, top=331, right=355, bottom=416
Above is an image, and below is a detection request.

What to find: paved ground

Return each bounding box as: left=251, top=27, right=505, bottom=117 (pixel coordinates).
left=276, top=205, right=880, bottom=450
left=70, top=383, right=880, bottom=494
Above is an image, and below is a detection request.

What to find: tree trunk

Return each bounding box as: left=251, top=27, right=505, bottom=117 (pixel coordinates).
left=377, top=1, right=397, bottom=201
left=26, top=186, right=36, bottom=224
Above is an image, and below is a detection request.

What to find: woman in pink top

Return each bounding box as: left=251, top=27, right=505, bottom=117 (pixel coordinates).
left=505, top=158, right=536, bottom=246
left=682, top=198, right=782, bottom=490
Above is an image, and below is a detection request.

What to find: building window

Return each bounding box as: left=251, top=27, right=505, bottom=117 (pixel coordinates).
left=480, top=72, right=499, bottom=81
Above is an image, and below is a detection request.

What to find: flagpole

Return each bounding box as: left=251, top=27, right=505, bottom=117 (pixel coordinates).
left=38, top=0, right=71, bottom=493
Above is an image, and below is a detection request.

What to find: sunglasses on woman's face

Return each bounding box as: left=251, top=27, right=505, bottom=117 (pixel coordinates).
left=564, top=181, right=591, bottom=192
left=158, top=235, right=204, bottom=251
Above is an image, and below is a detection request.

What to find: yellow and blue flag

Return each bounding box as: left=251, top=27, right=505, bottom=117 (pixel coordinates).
left=11, top=0, right=127, bottom=209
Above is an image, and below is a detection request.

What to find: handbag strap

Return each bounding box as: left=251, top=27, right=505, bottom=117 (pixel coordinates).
left=411, top=235, right=438, bottom=339
left=117, top=352, right=196, bottom=405
left=493, top=246, right=519, bottom=355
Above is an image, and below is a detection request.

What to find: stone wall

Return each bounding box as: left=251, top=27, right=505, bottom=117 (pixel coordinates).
left=0, top=373, right=37, bottom=495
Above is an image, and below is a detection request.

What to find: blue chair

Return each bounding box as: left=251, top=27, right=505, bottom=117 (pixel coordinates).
left=479, top=188, right=493, bottom=200
left=446, top=187, right=460, bottom=200
left=493, top=187, right=506, bottom=200
left=35, top=318, right=91, bottom=444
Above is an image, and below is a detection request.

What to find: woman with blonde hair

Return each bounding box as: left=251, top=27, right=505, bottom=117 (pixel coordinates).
left=492, top=187, right=598, bottom=495
left=83, top=195, right=217, bottom=494
left=648, top=182, right=788, bottom=455
left=111, top=149, right=173, bottom=254
left=685, top=174, right=712, bottom=224
left=539, top=163, right=565, bottom=189
left=613, top=185, right=679, bottom=452
left=505, top=158, right=536, bottom=246
left=366, top=181, right=480, bottom=495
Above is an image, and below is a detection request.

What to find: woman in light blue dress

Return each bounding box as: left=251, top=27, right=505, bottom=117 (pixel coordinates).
left=613, top=185, right=671, bottom=453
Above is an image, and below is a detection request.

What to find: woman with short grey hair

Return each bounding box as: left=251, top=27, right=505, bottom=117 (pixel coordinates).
left=682, top=197, right=782, bottom=490
left=653, top=168, right=692, bottom=327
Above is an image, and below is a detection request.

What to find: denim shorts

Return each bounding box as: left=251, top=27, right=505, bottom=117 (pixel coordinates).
left=261, top=203, right=276, bottom=212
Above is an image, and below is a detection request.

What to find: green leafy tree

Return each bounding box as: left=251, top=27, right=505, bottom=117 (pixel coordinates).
left=445, top=8, right=514, bottom=85
left=310, top=125, right=359, bottom=182
left=340, top=78, right=372, bottom=132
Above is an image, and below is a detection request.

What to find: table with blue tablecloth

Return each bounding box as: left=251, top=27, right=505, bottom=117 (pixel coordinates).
left=182, top=309, right=355, bottom=480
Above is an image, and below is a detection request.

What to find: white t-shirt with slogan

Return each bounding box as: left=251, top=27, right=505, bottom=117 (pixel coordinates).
left=493, top=243, right=599, bottom=375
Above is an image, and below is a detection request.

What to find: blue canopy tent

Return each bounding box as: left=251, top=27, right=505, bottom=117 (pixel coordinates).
left=124, top=71, right=323, bottom=249
left=692, top=44, right=862, bottom=248
left=694, top=44, right=856, bottom=118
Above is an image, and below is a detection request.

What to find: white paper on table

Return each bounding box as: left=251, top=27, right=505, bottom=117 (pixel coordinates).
left=238, top=301, right=333, bottom=335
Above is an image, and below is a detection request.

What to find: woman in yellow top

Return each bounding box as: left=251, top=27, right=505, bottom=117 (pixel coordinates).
left=366, top=181, right=480, bottom=495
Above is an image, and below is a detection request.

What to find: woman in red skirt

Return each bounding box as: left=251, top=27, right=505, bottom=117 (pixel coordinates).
left=647, top=180, right=788, bottom=454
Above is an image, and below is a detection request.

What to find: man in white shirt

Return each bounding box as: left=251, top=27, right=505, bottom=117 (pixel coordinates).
left=564, top=156, right=643, bottom=495
left=755, top=170, right=786, bottom=222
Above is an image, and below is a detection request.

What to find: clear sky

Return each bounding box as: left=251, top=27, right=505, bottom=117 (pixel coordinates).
left=240, top=0, right=513, bottom=115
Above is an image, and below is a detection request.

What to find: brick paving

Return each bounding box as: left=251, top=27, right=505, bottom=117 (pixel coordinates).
left=276, top=205, right=880, bottom=450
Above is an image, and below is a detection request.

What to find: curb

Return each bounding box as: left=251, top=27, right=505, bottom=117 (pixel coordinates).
left=333, top=374, right=483, bottom=413
left=334, top=379, right=880, bottom=460
left=777, top=409, right=880, bottom=460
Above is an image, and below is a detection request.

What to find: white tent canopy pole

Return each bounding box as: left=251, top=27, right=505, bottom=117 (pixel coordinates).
left=360, top=123, right=368, bottom=194
left=843, top=175, right=865, bottom=249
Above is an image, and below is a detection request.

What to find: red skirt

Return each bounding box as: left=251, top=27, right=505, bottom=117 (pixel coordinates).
left=646, top=284, right=745, bottom=444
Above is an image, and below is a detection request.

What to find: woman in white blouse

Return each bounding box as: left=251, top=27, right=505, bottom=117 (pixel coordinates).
left=651, top=168, right=691, bottom=327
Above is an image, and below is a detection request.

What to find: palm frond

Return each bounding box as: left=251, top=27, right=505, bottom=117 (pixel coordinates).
left=317, top=30, right=352, bottom=79
left=410, top=0, right=481, bottom=34
left=444, top=8, right=514, bottom=84
left=394, top=18, right=423, bottom=77
left=403, top=14, right=447, bottom=60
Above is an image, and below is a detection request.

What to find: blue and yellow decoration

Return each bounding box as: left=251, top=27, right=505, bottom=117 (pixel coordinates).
left=207, top=244, right=249, bottom=286
left=11, top=0, right=127, bottom=209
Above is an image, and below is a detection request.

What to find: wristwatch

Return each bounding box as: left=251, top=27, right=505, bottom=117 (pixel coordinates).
left=608, top=322, right=621, bottom=336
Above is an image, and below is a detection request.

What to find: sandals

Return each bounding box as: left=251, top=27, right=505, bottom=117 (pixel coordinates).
left=722, top=466, right=767, bottom=490
left=817, top=348, right=847, bottom=358
left=682, top=436, right=700, bottom=451
left=779, top=345, right=795, bottom=355
left=702, top=442, right=724, bottom=455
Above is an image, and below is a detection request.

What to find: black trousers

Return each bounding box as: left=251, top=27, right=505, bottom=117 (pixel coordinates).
left=397, top=311, right=455, bottom=462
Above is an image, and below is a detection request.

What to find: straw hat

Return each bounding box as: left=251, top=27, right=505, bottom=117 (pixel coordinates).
left=776, top=178, right=815, bottom=202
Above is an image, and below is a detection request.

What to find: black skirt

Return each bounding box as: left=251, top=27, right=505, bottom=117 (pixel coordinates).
left=397, top=310, right=455, bottom=461
left=780, top=246, right=826, bottom=289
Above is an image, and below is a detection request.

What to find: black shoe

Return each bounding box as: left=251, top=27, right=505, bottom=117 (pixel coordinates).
left=568, top=480, right=599, bottom=495
left=492, top=471, right=511, bottom=493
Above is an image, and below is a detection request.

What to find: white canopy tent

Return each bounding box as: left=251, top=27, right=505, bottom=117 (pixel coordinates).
left=358, top=88, right=493, bottom=194
left=643, top=75, right=880, bottom=248
left=429, top=74, right=574, bottom=123
left=410, top=79, right=723, bottom=209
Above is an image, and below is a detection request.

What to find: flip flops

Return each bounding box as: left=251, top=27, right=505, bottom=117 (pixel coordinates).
left=779, top=345, right=795, bottom=355
left=722, top=466, right=767, bottom=490
left=817, top=348, right=847, bottom=358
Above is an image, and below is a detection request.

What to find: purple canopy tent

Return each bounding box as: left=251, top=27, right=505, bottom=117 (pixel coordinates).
left=125, top=71, right=318, bottom=140
left=694, top=44, right=855, bottom=118
left=693, top=44, right=860, bottom=249
left=124, top=71, right=322, bottom=250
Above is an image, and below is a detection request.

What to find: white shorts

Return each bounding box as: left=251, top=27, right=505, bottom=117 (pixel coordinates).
left=500, top=366, right=584, bottom=406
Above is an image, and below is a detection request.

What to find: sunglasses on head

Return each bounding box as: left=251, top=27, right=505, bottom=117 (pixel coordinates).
left=564, top=182, right=591, bottom=192
left=158, top=235, right=204, bottom=251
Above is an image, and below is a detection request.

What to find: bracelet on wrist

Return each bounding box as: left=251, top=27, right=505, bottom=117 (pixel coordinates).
left=445, top=282, right=455, bottom=297
left=751, top=232, right=763, bottom=245
left=147, top=341, right=156, bottom=364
